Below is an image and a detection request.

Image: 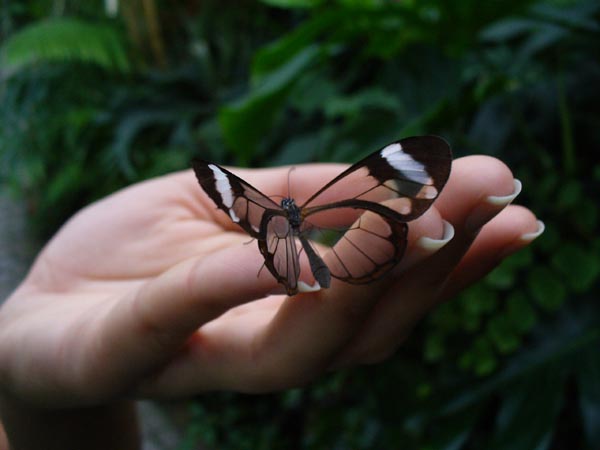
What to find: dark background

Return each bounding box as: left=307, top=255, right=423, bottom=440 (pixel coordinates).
left=1, top=1, right=599, bottom=448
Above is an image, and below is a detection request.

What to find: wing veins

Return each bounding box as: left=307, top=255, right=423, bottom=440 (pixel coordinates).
left=341, top=234, right=378, bottom=266
left=329, top=245, right=352, bottom=278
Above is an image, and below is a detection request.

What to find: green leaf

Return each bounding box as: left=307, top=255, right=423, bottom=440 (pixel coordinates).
left=487, top=314, right=521, bottom=354
left=527, top=267, right=567, bottom=312
left=504, top=246, right=534, bottom=270
left=268, top=132, right=322, bottom=166
left=532, top=2, right=600, bottom=33
left=469, top=336, right=498, bottom=376
left=46, top=161, right=84, bottom=205
left=252, top=11, right=340, bottom=81
left=516, top=23, right=568, bottom=62
left=0, top=17, right=131, bottom=80
left=289, top=71, right=339, bottom=114
left=460, top=284, right=499, bottom=316
left=487, top=366, right=566, bottom=450
left=506, top=292, right=538, bottom=334
left=110, top=109, right=182, bottom=179
left=486, top=263, right=516, bottom=290
left=476, top=350, right=498, bottom=376
left=424, top=332, right=445, bottom=362
left=324, top=88, right=399, bottom=119
left=480, top=18, right=539, bottom=42
left=552, top=242, right=600, bottom=293
left=219, top=46, right=320, bottom=162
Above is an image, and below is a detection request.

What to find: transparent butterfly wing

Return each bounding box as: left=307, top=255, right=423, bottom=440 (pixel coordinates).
left=302, top=135, right=452, bottom=221
left=257, top=213, right=301, bottom=295
left=302, top=205, right=408, bottom=284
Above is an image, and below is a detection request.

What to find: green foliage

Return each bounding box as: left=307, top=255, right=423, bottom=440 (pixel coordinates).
left=1, top=0, right=599, bottom=449
left=0, top=17, right=131, bottom=80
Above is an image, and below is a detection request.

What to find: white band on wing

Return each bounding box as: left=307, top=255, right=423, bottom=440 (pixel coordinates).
left=208, top=164, right=241, bottom=222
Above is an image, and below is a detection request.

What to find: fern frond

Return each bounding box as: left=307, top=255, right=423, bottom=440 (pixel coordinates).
left=0, top=17, right=132, bottom=79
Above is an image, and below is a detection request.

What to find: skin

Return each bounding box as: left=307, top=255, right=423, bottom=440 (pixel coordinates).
left=0, top=156, right=540, bottom=449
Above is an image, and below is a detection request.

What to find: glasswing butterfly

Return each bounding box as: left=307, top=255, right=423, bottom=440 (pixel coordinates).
left=192, top=135, right=452, bottom=296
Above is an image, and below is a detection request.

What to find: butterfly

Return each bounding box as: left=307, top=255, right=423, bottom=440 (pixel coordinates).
left=192, top=135, right=452, bottom=296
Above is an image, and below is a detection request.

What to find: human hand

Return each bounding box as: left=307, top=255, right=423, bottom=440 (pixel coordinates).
left=0, top=156, right=541, bottom=446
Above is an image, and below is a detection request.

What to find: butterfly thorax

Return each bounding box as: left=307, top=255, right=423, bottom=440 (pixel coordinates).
left=281, top=198, right=302, bottom=230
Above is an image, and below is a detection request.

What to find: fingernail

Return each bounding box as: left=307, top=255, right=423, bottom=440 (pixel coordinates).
left=418, top=220, right=455, bottom=252
left=520, top=220, right=545, bottom=242
left=486, top=179, right=522, bottom=206
left=298, top=281, right=322, bottom=293
left=498, top=219, right=546, bottom=259
left=466, top=179, right=522, bottom=234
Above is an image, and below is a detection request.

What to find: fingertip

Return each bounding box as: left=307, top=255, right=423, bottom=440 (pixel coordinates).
left=437, top=155, right=517, bottom=226
left=417, top=220, right=455, bottom=251
left=520, top=219, right=545, bottom=243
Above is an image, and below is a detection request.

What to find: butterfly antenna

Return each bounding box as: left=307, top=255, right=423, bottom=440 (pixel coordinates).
left=287, top=166, right=296, bottom=198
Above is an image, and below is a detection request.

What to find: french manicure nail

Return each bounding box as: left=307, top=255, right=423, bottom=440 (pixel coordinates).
left=466, top=178, right=522, bottom=234
left=520, top=220, right=545, bottom=242
left=297, top=281, right=322, bottom=293
left=418, top=220, right=455, bottom=251
left=486, top=179, right=522, bottom=206
left=498, top=220, right=546, bottom=260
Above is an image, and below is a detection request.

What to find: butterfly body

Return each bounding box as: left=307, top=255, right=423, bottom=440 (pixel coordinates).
left=280, top=198, right=302, bottom=230
left=192, top=136, right=452, bottom=296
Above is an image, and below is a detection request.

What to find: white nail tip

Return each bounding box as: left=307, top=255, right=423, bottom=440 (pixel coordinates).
left=520, top=220, right=545, bottom=242
left=486, top=179, right=522, bottom=206
left=418, top=220, right=455, bottom=251
left=297, top=281, right=322, bottom=293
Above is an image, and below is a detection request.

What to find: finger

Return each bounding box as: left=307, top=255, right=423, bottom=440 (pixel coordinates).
left=440, top=206, right=544, bottom=300
left=408, top=155, right=522, bottom=286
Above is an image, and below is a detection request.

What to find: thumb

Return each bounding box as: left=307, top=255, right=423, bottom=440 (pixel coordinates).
left=98, top=239, right=277, bottom=376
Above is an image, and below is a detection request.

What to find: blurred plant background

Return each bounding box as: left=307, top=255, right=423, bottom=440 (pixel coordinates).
left=1, top=0, right=599, bottom=449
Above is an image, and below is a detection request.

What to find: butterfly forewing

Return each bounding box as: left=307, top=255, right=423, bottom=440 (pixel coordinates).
left=302, top=136, right=451, bottom=221
left=192, top=160, right=280, bottom=238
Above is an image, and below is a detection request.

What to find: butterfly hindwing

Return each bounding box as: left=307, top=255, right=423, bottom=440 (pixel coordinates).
left=300, top=205, right=408, bottom=284
left=258, top=212, right=301, bottom=295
